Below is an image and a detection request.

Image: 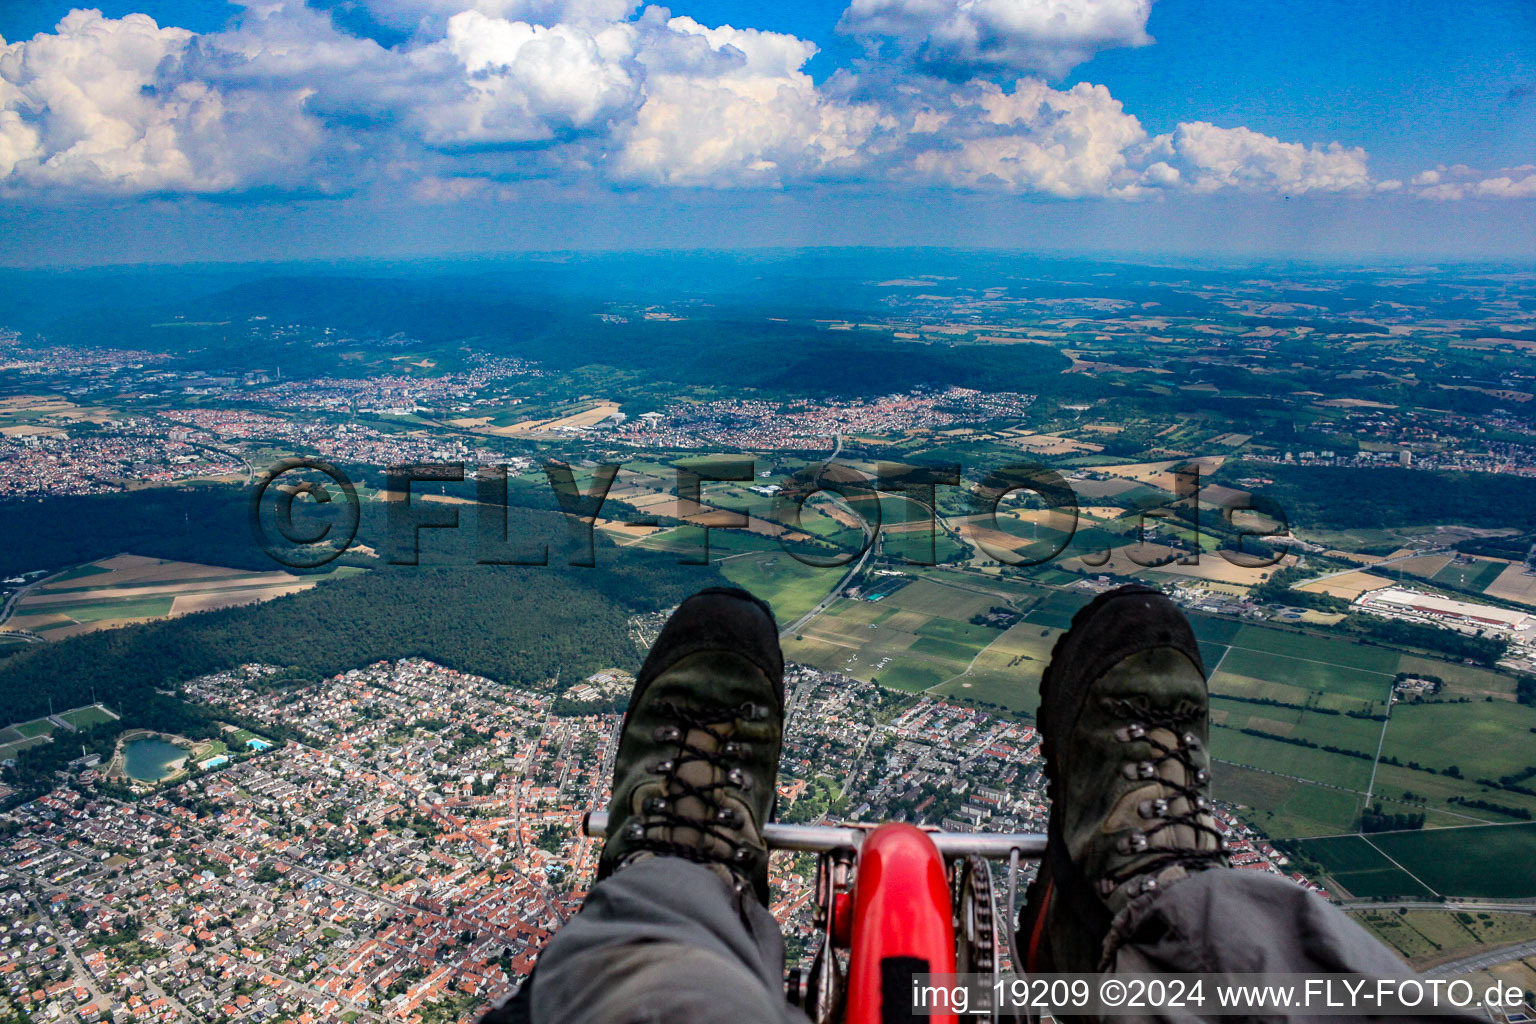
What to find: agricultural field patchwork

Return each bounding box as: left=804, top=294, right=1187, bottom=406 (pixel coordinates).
left=4, top=553, right=316, bottom=639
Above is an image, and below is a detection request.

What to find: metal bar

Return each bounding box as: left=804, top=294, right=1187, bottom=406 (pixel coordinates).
left=582, top=811, right=1045, bottom=859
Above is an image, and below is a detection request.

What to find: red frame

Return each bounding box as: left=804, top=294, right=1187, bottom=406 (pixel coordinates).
left=845, top=823, right=959, bottom=1024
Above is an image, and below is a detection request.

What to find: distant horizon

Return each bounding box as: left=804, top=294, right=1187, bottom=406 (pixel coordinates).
left=3, top=240, right=1535, bottom=276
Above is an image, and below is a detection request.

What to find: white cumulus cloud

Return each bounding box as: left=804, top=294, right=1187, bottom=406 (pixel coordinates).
left=903, top=78, right=1150, bottom=196
left=1411, top=164, right=1536, bottom=200
left=1156, top=121, right=1371, bottom=195
left=406, top=10, right=641, bottom=146
left=610, top=11, right=888, bottom=186
left=349, top=0, right=640, bottom=33
left=7, top=0, right=1507, bottom=206
left=0, top=9, right=321, bottom=194
left=838, top=0, right=1153, bottom=78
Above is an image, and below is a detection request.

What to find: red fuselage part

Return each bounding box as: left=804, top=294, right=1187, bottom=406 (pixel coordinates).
left=846, top=822, right=958, bottom=1024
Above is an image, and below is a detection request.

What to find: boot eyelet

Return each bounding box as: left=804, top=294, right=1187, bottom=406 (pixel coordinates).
left=715, top=808, right=742, bottom=826
left=624, top=822, right=645, bottom=840
left=1140, top=877, right=1159, bottom=893
left=1181, top=732, right=1199, bottom=747
left=731, top=847, right=752, bottom=863
left=1137, top=761, right=1156, bottom=779
left=1138, top=799, right=1168, bottom=819
left=1117, top=832, right=1149, bottom=854
left=722, top=741, right=748, bottom=757
left=642, top=796, right=668, bottom=813
left=739, top=702, right=767, bottom=721
left=653, top=725, right=681, bottom=742
left=1195, top=768, right=1210, bottom=784
left=727, top=768, right=750, bottom=789
left=651, top=759, right=674, bottom=773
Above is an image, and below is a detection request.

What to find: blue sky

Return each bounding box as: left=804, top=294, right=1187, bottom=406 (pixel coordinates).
left=0, top=0, right=1532, bottom=265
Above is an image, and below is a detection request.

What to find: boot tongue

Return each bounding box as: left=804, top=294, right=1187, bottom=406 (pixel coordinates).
left=666, top=725, right=728, bottom=856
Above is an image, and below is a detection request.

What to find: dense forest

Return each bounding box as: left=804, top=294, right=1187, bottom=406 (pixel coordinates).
left=0, top=486, right=283, bottom=578
left=1214, top=461, right=1536, bottom=532
left=0, top=492, right=724, bottom=721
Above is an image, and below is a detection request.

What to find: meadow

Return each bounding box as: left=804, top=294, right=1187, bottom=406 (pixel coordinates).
left=1289, top=834, right=1435, bottom=899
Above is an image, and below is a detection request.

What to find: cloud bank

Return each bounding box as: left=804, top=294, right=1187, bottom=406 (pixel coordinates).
left=0, top=0, right=1509, bottom=203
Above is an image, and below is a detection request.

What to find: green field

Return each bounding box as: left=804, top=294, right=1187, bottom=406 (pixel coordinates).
left=1213, top=762, right=1363, bottom=837
left=1022, top=589, right=1093, bottom=629
left=1429, top=558, right=1506, bottom=592
left=884, top=578, right=999, bottom=619
left=228, top=728, right=270, bottom=746
left=1380, top=699, right=1536, bottom=782
left=1292, top=835, right=1435, bottom=899
left=58, top=705, right=118, bottom=729
left=1292, top=707, right=1385, bottom=750
left=718, top=551, right=840, bottom=624
left=1369, top=762, right=1536, bottom=825
left=782, top=571, right=1051, bottom=700
left=873, top=663, right=948, bottom=692
left=1209, top=696, right=1386, bottom=753
left=1216, top=647, right=1393, bottom=702
left=1209, top=670, right=1380, bottom=715
left=1394, top=654, right=1518, bottom=698
left=1200, top=622, right=1402, bottom=808
left=913, top=617, right=1005, bottom=648
left=908, top=636, right=977, bottom=664
left=934, top=672, right=1040, bottom=713
left=1371, top=823, right=1536, bottom=898
left=0, top=735, right=50, bottom=761
left=60, top=596, right=177, bottom=623
left=1230, top=625, right=1399, bottom=672
left=43, top=563, right=113, bottom=584
left=1190, top=616, right=1245, bottom=646
left=1211, top=725, right=1375, bottom=792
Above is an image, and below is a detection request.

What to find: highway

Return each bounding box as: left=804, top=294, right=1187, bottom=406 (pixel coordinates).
left=779, top=433, right=871, bottom=639
left=1426, top=938, right=1536, bottom=977
left=1342, top=899, right=1536, bottom=915
left=780, top=524, right=877, bottom=639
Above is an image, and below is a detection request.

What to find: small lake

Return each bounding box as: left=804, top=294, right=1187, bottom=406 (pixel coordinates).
left=122, top=738, right=188, bottom=782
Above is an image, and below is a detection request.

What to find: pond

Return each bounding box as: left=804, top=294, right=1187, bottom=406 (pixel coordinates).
left=122, top=737, right=188, bottom=782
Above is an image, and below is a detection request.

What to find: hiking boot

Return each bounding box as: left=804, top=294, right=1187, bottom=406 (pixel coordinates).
left=1018, top=585, right=1227, bottom=973
left=597, top=586, right=785, bottom=904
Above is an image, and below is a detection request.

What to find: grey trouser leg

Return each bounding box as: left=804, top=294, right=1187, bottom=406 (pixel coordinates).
left=1108, top=869, right=1409, bottom=975
left=529, top=857, right=808, bottom=1024
left=1105, top=868, right=1469, bottom=1022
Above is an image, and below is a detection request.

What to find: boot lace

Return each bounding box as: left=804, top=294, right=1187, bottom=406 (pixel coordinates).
left=1104, top=697, right=1227, bottom=888
left=623, top=699, right=762, bottom=874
